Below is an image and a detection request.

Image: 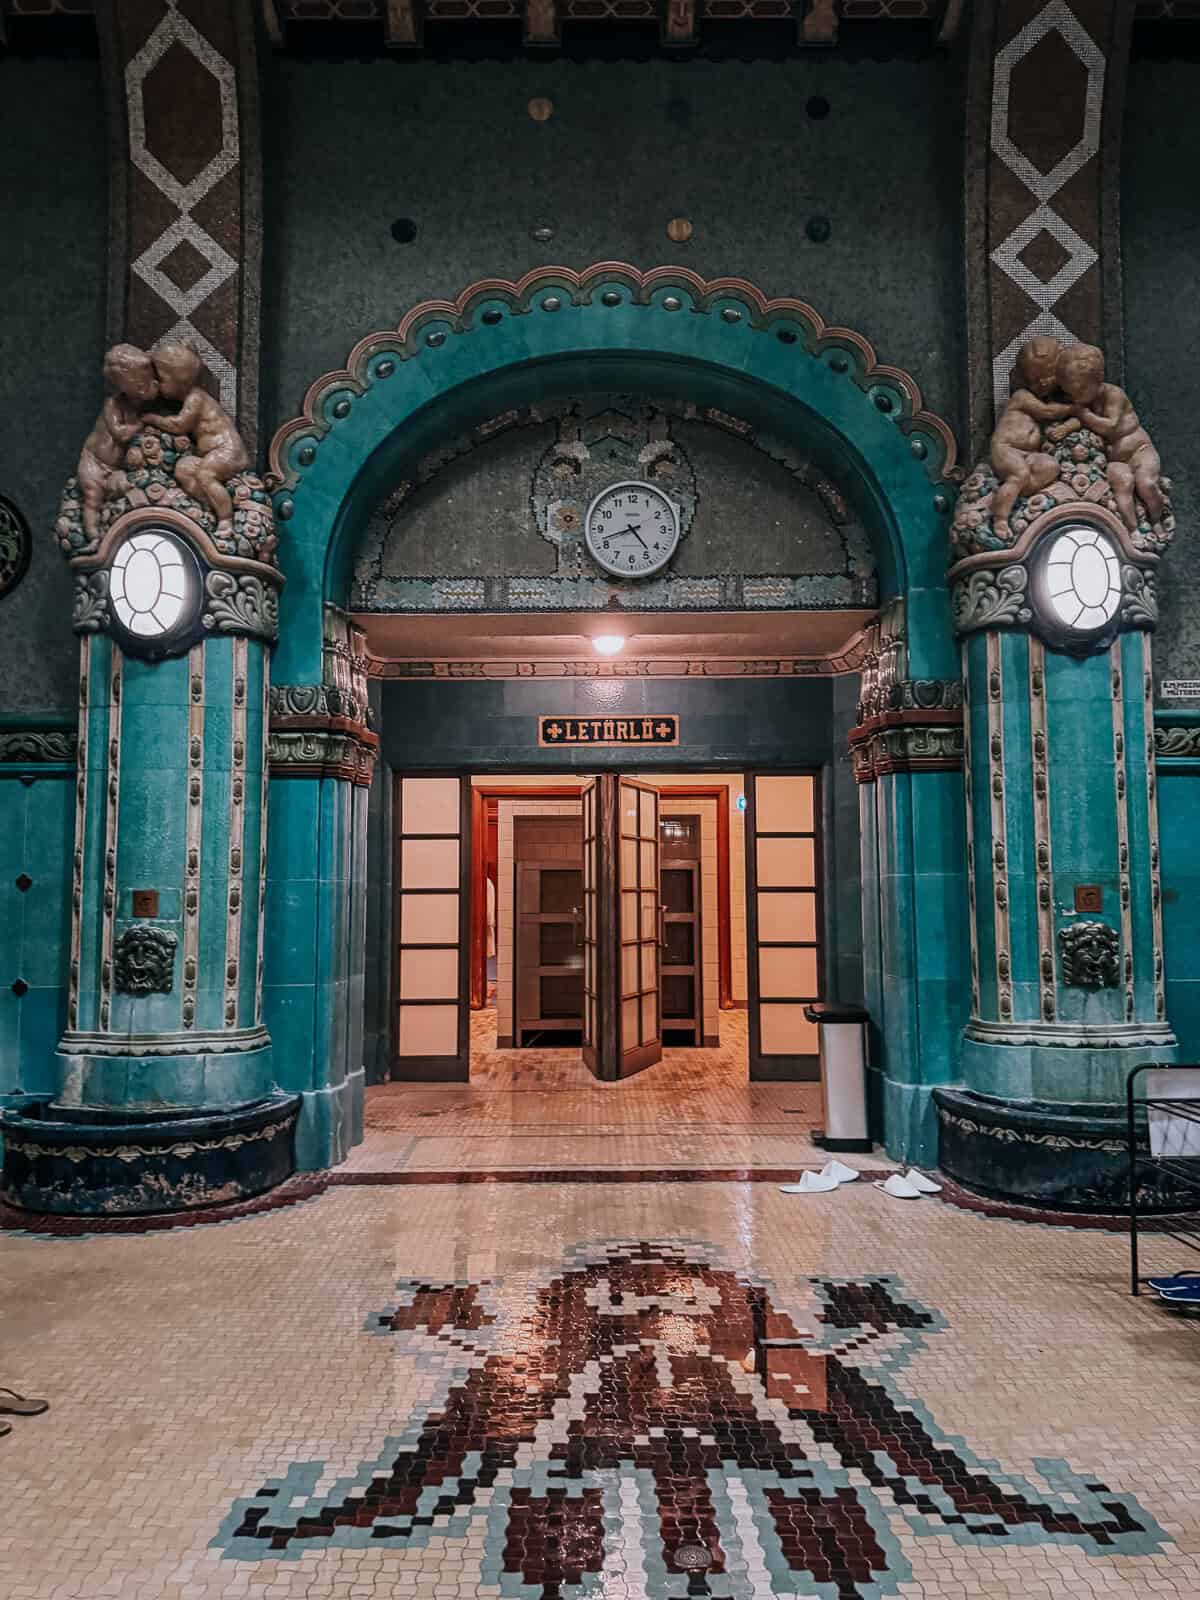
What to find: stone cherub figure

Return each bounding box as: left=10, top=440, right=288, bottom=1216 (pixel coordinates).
left=1047, top=343, right=1166, bottom=540
left=139, top=339, right=249, bottom=535
left=76, top=343, right=159, bottom=539
left=988, top=335, right=1075, bottom=541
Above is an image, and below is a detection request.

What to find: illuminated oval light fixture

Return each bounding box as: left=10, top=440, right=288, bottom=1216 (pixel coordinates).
left=592, top=634, right=625, bottom=656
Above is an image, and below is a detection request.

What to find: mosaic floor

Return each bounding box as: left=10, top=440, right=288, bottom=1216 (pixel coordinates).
left=4, top=1181, right=1200, bottom=1598
left=345, top=1011, right=892, bottom=1176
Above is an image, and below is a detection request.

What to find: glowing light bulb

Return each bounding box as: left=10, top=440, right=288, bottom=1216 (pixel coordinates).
left=592, top=635, right=625, bottom=656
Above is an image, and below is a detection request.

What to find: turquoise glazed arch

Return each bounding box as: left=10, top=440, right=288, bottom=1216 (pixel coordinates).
left=263, top=263, right=969, bottom=1173
left=267, top=263, right=961, bottom=682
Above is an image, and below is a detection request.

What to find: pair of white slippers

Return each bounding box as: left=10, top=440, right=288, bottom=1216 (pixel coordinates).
left=779, top=1161, right=942, bottom=1198
left=874, top=1169, right=942, bottom=1199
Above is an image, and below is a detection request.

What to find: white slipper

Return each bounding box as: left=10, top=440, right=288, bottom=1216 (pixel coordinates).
left=903, top=1168, right=942, bottom=1194
left=874, top=1174, right=922, bottom=1200
left=820, top=1159, right=861, bottom=1185
left=780, top=1170, right=840, bottom=1194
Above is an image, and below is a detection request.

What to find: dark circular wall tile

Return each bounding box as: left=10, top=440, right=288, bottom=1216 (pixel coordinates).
left=806, top=95, right=831, bottom=120
left=390, top=218, right=418, bottom=244
left=805, top=215, right=832, bottom=244
left=0, top=493, right=32, bottom=600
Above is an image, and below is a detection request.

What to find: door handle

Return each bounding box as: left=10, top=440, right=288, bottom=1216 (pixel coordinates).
left=658, top=902, right=667, bottom=948
left=571, top=905, right=584, bottom=948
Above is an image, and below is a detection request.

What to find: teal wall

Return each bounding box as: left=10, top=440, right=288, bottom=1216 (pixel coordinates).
left=0, top=55, right=107, bottom=716
left=0, top=768, right=75, bottom=1099
left=259, top=55, right=965, bottom=441
left=1123, top=60, right=1200, bottom=693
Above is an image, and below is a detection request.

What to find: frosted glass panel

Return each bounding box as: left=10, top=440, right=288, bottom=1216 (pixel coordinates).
left=402, top=837, right=460, bottom=890
left=621, top=892, right=638, bottom=939
left=640, top=840, right=656, bottom=881
left=755, top=775, right=814, bottom=834
left=642, top=997, right=656, bottom=1043
left=621, top=784, right=638, bottom=829
left=398, top=1003, right=458, bottom=1056
left=758, top=946, right=819, bottom=999
left=622, top=944, right=638, bottom=997
left=621, top=838, right=638, bottom=885
left=640, top=789, right=656, bottom=836
left=757, top=891, right=817, bottom=943
left=402, top=777, right=461, bottom=835
left=760, top=1004, right=818, bottom=1056
left=400, top=947, right=458, bottom=999
left=641, top=894, right=657, bottom=938
left=622, top=997, right=639, bottom=1045
left=641, top=945, right=656, bottom=990
left=402, top=892, right=459, bottom=944
left=757, top=836, right=815, bottom=889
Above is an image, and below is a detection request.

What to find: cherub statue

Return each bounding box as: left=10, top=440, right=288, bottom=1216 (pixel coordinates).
left=989, top=336, right=1074, bottom=540
left=1047, top=343, right=1166, bottom=539
left=76, top=343, right=158, bottom=539
left=139, top=340, right=249, bottom=535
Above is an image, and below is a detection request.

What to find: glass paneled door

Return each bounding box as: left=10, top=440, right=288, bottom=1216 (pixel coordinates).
left=745, top=771, right=821, bottom=1080
left=581, top=778, right=601, bottom=1075
left=391, top=776, right=470, bottom=1081
left=580, top=776, right=664, bottom=1080
left=617, top=776, right=663, bottom=1077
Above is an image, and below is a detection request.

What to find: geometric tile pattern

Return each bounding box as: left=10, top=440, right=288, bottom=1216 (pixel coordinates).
left=6, top=1185, right=1200, bottom=1598
left=104, top=0, right=250, bottom=418
left=217, top=1240, right=1166, bottom=1596
left=987, top=0, right=1107, bottom=413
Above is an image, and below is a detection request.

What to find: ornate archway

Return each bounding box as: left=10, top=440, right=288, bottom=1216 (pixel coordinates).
left=262, top=264, right=968, bottom=1170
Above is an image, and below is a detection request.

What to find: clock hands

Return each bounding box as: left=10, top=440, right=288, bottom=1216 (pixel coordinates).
left=618, top=523, right=648, bottom=550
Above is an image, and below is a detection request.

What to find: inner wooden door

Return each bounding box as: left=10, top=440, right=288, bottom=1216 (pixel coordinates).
left=617, top=776, right=662, bottom=1077
left=581, top=778, right=600, bottom=1074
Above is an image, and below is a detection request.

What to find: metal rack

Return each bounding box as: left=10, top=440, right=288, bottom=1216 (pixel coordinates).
left=1127, top=1063, right=1200, bottom=1295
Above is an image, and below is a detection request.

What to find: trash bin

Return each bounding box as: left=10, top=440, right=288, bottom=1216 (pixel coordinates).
left=804, top=1002, right=871, bottom=1153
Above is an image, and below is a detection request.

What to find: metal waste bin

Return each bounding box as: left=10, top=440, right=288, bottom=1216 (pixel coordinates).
left=804, top=1002, right=871, bottom=1153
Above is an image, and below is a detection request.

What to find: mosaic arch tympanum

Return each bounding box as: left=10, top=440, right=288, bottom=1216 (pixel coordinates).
left=218, top=1239, right=1164, bottom=1598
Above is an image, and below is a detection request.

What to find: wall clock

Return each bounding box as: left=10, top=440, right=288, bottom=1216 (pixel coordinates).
left=1028, top=519, right=1125, bottom=652
left=584, top=480, right=680, bottom=579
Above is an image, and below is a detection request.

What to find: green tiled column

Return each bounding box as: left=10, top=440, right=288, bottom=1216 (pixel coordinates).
left=960, top=627, right=1175, bottom=1103
left=55, top=632, right=274, bottom=1109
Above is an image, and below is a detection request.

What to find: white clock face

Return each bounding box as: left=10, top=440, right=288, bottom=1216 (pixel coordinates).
left=584, top=481, right=680, bottom=579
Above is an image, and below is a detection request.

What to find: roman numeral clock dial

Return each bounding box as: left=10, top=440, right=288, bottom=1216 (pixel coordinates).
left=584, top=480, right=681, bottom=579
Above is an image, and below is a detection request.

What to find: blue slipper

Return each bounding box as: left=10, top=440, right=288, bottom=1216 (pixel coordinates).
left=1146, top=1274, right=1200, bottom=1291
left=1156, top=1284, right=1200, bottom=1303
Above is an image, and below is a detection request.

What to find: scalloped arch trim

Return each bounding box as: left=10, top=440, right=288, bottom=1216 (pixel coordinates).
left=267, top=261, right=960, bottom=492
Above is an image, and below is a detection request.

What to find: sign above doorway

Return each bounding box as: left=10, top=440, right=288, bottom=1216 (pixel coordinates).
left=538, top=715, right=679, bottom=748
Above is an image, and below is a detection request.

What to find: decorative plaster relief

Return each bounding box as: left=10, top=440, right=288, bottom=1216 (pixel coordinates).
left=113, top=924, right=178, bottom=996
left=0, top=493, right=32, bottom=599
left=1058, top=919, right=1120, bottom=990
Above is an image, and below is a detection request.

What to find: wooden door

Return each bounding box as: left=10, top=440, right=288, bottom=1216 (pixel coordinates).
left=617, top=776, right=662, bottom=1077
left=391, top=775, right=470, bottom=1081
left=581, top=778, right=600, bottom=1074
left=746, top=771, right=821, bottom=1080
left=515, top=862, right=584, bottom=1045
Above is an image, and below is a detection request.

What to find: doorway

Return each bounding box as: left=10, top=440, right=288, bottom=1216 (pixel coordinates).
left=389, top=768, right=821, bottom=1085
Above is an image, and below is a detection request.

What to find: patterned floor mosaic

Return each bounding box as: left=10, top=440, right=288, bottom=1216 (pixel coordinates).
left=3, top=1181, right=1200, bottom=1597
left=346, top=1012, right=890, bottom=1176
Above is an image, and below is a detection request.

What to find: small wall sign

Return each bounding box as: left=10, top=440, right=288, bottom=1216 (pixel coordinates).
left=539, top=715, right=679, bottom=748
left=1162, top=680, right=1200, bottom=699
left=1074, top=884, right=1103, bottom=913
left=131, top=889, right=160, bottom=917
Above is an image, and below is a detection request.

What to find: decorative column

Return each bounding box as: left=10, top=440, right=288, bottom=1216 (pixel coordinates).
left=935, top=338, right=1177, bottom=1209
left=849, top=603, right=971, bottom=1164
left=264, top=608, right=378, bottom=1170
left=0, top=345, right=297, bottom=1217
